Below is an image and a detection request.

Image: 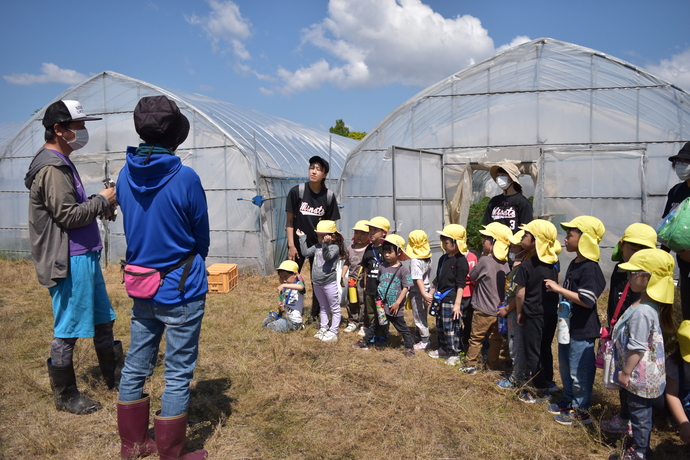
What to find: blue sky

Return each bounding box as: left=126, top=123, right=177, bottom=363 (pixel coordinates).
left=1, top=0, right=689, bottom=133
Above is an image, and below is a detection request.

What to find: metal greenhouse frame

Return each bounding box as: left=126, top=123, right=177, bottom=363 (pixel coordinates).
left=0, top=71, right=357, bottom=274
left=338, top=38, right=690, bottom=276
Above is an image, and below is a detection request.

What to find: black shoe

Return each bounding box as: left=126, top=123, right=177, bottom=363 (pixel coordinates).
left=47, top=358, right=101, bottom=415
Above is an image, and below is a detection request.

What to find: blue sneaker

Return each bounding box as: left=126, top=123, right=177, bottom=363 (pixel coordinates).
left=497, top=378, right=516, bottom=389
left=546, top=400, right=571, bottom=415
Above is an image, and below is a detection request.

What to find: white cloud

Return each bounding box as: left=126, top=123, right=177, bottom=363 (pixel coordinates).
left=187, top=0, right=251, bottom=59
left=3, top=63, right=88, bottom=86
left=646, top=47, right=690, bottom=92
left=271, top=0, right=527, bottom=94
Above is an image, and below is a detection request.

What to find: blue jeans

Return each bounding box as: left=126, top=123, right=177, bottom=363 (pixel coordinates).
left=119, top=297, right=205, bottom=417
left=627, top=391, right=653, bottom=455
left=558, top=338, right=596, bottom=410
left=263, top=315, right=298, bottom=332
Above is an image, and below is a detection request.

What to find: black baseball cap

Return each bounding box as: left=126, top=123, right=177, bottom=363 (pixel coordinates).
left=42, top=100, right=102, bottom=128
left=309, top=155, right=329, bottom=174
left=669, top=142, right=690, bottom=163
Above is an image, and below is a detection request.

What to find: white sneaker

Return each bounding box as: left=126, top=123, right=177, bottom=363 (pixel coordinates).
left=413, top=341, right=429, bottom=350
left=314, top=328, right=327, bottom=339
left=445, top=356, right=461, bottom=366
left=320, top=330, right=338, bottom=342
left=428, top=349, right=449, bottom=359
left=344, top=323, right=358, bottom=333
left=357, top=326, right=366, bottom=337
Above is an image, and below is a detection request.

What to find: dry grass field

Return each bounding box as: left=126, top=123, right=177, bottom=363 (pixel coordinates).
left=0, top=258, right=687, bottom=459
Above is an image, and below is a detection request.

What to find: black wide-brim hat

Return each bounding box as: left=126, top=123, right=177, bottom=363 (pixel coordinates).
left=134, top=96, right=189, bottom=148
left=669, top=141, right=690, bottom=162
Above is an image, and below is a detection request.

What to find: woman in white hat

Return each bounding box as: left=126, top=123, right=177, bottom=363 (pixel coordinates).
left=482, top=161, right=533, bottom=233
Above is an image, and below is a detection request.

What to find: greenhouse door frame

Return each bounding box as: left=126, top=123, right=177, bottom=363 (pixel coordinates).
left=390, top=146, right=445, bottom=240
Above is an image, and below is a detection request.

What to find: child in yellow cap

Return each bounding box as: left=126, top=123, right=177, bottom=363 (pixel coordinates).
left=545, top=216, right=606, bottom=425
left=353, top=217, right=391, bottom=348
left=601, top=223, right=657, bottom=435
left=514, top=220, right=561, bottom=403
left=263, top=260, right=307, bottom=332
left=406, top=230, right=434, bottom=350
left=665, top=320, right=690, bottom=446
left=297, top=220, right=348, bottom=342
left=373, top=234, right=415, bottom=356
left=427, top=224, right=470, bottom=361
left=496, top=229, right=535, bottom=389
left=459, top=222, right=511, bottom=374
left=612, top=249, right=677, bottom=459
left=343, top=220, right=370, bottom=334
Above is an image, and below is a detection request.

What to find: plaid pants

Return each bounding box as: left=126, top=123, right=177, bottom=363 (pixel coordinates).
left=436, top=301, right=462, bottom=355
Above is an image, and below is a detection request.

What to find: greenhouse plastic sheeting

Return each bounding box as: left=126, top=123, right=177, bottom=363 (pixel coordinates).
left=339, top=38, right=690, bottom=282
left=0, top=71, right=357, bottom=274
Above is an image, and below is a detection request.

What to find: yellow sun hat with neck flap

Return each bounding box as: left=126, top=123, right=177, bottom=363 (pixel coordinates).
left=611, top=223, right=657, bottom=262
left=437, top=224, right=468, bottom=254
left=520, top=220, right=562, bottom=264
left=560, top=216, right=605, bottom=262
left=383, top=234, right=411, bottom=261
left=678, top=320, right=690, bottom=363
left=479, top=222, right=512, bottom=262
left=406, top=230, right=432, bottom=259
left=618, top=248, right=675, bottom=304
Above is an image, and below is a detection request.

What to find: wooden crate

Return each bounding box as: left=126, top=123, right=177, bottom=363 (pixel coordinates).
left=207, top=263, right=238, bottom=294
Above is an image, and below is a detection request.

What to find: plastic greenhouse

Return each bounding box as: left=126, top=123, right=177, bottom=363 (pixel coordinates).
left=338, top=38, right=690, bottom=275
left=0, top=71, right=357, bottom=273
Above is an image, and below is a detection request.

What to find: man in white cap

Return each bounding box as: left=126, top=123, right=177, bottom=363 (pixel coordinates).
left=24, top=100, right=120, bottom=415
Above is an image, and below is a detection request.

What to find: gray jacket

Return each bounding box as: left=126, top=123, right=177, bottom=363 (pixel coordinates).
left=24, top=147, right=110, bottom=288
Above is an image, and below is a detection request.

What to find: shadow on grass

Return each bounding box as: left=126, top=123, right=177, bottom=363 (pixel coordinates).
left=186, top=377, right=234, bottom=450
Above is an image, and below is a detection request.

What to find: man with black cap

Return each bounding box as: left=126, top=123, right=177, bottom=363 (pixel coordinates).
left=662, top=141, right=690, bottom=320
left=24, top=100, right=121, bottom=415
left=115, top=95, right=209, bottom=459
left=285, top=155, right=341, bottom=323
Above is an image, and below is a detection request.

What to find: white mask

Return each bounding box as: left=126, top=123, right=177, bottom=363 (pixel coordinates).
left=675, top=162, right=690, bottom=181
left=66, top=128, right=89, bottom=150
left=496, top=176, right=511, bottom=190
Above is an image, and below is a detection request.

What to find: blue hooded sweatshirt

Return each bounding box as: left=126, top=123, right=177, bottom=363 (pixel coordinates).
left=117, top=145, right=210, bottom=306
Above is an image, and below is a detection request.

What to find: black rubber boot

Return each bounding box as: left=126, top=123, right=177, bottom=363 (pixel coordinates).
left=47, top=358, right=101, bottom=415
left=96, top=340, right=125, bottom=389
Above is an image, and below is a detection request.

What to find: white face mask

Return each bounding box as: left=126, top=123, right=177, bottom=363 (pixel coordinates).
left=675, top=162, right=690, bottom=181
left=66, top=128, right=89, bottom=150
left=496, top=175, right=511, bottom=190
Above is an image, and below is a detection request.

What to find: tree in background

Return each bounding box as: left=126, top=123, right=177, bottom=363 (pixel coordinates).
left=330, top=119, right=366, bottom=141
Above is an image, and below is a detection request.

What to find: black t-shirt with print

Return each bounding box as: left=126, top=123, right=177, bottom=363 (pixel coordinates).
left=513, top=254, right=559, bottom=316
left=432, top=252, right=469, bottom=304
left=361, top=244, right=384, bottom=296
left=482, top=192, right=533, bottom=232
left=563, top=258, right=605, bottom=340
left=286, top=183, right=340, bottom=258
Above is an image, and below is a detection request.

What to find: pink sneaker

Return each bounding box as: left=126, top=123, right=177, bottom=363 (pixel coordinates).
left=601, top=414, right=632, bottom=435
left=413, top=341, right=428, bottom=350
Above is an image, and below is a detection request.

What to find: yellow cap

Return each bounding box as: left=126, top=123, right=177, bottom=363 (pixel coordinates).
left=277, top=260, right=299, bottom=273
left=611, top=223, right=658, bottom=262
left=479, top=222, right=512, bottom=261
left=508, top=229, right=525, bottom=246
left=352, top=220, right=370, bottom=232
left=406, top=230, right=432, bottom=259
left=618, top=248, right=675, bottom=304
left=367, top=216, right=390, bottom=232
left=383, top=234, right=411, bottom=261
left=520, top=220, right=562, bottom=264
left=678, top=320, right=690, bottom=363
left=315, top=220, right=339, bottom=234
left=560, top=216, right=605, bottom=262
left=437, top=224, right=468, bottom=254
